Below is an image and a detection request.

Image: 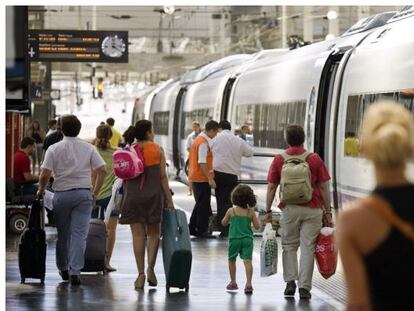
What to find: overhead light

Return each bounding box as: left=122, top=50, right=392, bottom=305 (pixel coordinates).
left=327, top=10, right=338, bottom=20
left=325, top=34, right=335, bottom=41
left=163, top=6, right=175, bottom=15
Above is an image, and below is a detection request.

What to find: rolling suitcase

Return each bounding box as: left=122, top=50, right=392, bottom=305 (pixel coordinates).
left=18, top=199, right=47, bottom=284
left=81, top=207, right=106, bottom=273
left=162, top=209, right=192, bottom=293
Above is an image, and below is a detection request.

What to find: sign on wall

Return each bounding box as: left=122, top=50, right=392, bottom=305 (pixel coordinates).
left=28, top=30, right=128, bottom=63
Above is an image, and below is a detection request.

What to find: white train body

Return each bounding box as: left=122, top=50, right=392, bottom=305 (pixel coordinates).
left=143, top=8, right=414, bottom=209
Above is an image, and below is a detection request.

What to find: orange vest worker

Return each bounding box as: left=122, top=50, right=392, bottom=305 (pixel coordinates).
left=188, top=135, right=213, bottom=183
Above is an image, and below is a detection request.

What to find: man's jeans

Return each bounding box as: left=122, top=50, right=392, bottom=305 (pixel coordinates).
left=53, top=189, right=93, bottom=276
left=280, top=205, right=322, bottom=291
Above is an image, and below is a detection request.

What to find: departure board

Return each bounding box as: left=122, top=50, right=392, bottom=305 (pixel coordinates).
left=28, top=30, right=128, bottom=63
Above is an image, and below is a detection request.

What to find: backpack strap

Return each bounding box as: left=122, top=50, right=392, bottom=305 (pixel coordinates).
left=362, top=196, right=414, bottom=243
left=280, top=150, right=311, bottom=162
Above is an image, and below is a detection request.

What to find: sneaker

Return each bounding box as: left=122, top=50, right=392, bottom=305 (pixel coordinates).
left=226, top=281, right=238, bottom=291
left=284, top=281, right=296, bottom=296
left=70, top=275, right=82, bottom=286
left=59, top=270, right=69, bottom=281
left=299, top=288, right=311, bottom=299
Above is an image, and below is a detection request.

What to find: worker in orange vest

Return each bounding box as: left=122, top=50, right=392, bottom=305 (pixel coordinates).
left=188, top=120, right=219, bottom=237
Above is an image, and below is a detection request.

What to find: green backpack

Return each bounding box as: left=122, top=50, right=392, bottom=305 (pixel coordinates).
left=279, top=151, right=313, bottom=205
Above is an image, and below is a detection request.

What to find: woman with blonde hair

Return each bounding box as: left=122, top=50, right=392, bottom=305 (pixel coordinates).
left=92, top=124, right=118, bottom=272
left=337, top=101, right=414, bottom=311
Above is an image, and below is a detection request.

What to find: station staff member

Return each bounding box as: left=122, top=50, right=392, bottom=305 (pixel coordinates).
left=188, top=120, right=219, bottom=237
left=210, top=120, right=253, bottom=237
left=38, top=115, right=107, bottom=286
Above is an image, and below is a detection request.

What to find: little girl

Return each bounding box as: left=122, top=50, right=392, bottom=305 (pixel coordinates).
left=221, top=184, right=260, bottom=294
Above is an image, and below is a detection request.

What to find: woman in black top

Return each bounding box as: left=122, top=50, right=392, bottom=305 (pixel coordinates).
left=337, top=101, right=414, bottom=311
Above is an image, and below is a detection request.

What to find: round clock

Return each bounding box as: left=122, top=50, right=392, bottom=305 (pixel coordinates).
left=101, top=35, right=126, bottom=58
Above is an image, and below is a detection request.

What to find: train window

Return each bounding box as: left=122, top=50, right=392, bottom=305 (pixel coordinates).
left=344, top=89, right=414, bottom=157
left=153, top=111, right=169, bottom=136
left=180, top=108, right=213, bottom=139
left=235, top=100, right=306, bottom=149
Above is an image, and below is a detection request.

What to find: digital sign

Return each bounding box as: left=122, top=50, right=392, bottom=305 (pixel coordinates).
left=28, top=30, right=128, bottom=63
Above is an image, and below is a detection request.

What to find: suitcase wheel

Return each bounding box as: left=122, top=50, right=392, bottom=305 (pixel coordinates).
left=166, top=286, right=170, bottom=293
left=40, top=277, right=45, bottom=284
left=185, top=285, right=189, bottom=292
left=21, top=278, right=25, bottom=284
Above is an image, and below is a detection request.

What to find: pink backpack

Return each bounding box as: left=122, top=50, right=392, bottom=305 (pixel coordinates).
left=112, top=144, right=145, bottom=184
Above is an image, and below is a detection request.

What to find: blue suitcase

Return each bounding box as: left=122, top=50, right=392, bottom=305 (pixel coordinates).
left=162, top=209, right=192, bottom=293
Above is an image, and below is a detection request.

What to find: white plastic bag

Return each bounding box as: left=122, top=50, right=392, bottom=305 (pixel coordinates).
left=43, top=189, right=54, bottom=210
left=260, top=223, right=278, bottom=277
left=104, top=178, right=123, bottom=224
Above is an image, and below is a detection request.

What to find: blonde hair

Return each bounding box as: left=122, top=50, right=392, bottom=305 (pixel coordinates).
left=361, top=101, right=414, bottom=169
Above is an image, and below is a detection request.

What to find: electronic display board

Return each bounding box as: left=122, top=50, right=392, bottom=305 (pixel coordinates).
left=28, top=30, right=128, bottom=63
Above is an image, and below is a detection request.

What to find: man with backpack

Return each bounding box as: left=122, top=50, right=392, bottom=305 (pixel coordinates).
left=265, top=125, right=331, bottom=299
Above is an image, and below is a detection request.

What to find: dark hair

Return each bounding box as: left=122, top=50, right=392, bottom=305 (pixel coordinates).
left=48, top=119, right=57, bottom=127
left=106, top=118, right=115, bottom=126
left=123, top=126, right=136, bottom=145
left=95, top=125, right=113, bottom=150
left=205, top=120, right=219, bottom=132
left=61, top=115, right=82, bottom=137
left=219, top=120, right=231, bottom=130
left=31, top=120, right=41, bottom=131
left=20, top=137, right=36, bottom=149
left=135, top=120, right=153, bottom=141
left=231, top=184, right=257, bottom=209
left=285, top=124, right=305, bottom=146
left=241, top=125, right=249, bottom=131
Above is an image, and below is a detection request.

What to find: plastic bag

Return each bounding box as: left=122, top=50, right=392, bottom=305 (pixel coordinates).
left=104, top=178, right=123, bottom=224
left=260, top=223, right=278, bottom=277
left=315, top=226, right=337, bottom=279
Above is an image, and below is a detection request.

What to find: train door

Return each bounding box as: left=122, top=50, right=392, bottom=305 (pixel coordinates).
left=314, top=47, right=353, bottom=209
left=220, top=78, right=236, bottom=121
left=172, top=87, right=187, bottom=176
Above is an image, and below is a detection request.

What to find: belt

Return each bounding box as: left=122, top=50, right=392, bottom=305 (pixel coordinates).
left=55, top=188, right=90, bottom=192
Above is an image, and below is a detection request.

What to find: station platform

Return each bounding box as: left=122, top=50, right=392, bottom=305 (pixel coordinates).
left=6, top=180, right=346, bottom=311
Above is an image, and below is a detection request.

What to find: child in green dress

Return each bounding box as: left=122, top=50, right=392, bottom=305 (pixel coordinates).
left=221, top=184, right=260, bottom=294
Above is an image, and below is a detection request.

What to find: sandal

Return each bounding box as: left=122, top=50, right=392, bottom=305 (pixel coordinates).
left=244, top=285, right=253, bottom=294
left=104, top=265, right=117, bottom=273
left=147, top=267, right=158, bottom=286
left=134, top=273, right=146, bottom=290
left=226, top=281, right=238, bottom=290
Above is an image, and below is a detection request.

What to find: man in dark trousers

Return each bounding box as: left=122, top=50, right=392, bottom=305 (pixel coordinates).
left=188, top=120, right=219, bottom=237
left=210, top=120, right=253, bottom=237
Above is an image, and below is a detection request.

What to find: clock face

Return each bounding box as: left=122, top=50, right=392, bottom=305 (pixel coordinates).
left=101, top=35, right=126, bottom=58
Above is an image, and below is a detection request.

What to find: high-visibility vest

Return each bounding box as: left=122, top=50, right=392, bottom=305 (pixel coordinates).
left=188, top=135, right=212, bottom=182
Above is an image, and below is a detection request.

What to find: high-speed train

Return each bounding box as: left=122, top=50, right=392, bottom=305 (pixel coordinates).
left=141, top=6, right=414, bottom=210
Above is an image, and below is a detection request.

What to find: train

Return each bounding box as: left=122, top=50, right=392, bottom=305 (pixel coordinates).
left=136, top=6, right=414, bottom=210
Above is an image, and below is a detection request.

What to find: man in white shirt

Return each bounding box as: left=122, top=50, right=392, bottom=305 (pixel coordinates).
left=210, top=120, right=254, bottom=237
left=38, top=115, right=107, bottom=286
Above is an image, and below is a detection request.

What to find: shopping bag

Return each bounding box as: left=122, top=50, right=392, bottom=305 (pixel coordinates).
left=315, top=227, right=337, bottom=279
left=260, top=223, right=278, bottom=277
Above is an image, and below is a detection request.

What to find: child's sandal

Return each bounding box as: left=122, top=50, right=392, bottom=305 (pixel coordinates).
left=226, top=282, right=238, bottom=290
left=244, top=285, right=253, bottom=294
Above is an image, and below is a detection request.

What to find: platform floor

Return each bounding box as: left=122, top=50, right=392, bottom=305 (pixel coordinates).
left=6, top=181, right=346, bottom=311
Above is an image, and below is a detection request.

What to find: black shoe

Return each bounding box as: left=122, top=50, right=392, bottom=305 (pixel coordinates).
left=59, top=270, right=69, bottom=281
left=299, top=288, right=311, bottom=299
left=284, top=281, right=296, bottom=296
left=70, top=275, right=82, bottom=286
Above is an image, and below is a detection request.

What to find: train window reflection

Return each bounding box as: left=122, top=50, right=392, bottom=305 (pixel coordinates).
left=344, top=89, right=414, bottom=157
left=180, top=108, right=213, bottom=139
left=235, top=100, right=306, bottom=149
left=153, top=111, right=169, bottom=136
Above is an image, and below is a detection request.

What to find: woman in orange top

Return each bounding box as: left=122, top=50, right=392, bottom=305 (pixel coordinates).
left=119, top=120, right=174, bottom=290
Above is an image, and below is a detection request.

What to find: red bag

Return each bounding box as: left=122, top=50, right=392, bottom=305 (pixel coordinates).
left=315, top=227, right=337, bottom=279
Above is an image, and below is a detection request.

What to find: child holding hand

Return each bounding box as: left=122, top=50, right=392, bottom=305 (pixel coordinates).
left=221, top=184, right=260, bottom=294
